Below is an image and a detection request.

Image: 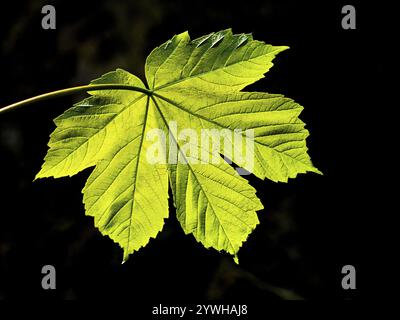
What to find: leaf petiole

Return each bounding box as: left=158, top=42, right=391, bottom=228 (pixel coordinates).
left=0, top=84, right=152, bottom=114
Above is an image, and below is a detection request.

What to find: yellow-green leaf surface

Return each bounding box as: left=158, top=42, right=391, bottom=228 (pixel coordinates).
left=37, top=29, right=321, bottom=262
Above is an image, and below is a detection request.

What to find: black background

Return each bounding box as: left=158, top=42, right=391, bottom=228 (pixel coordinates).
left=0, top=0, right=389, bottom=303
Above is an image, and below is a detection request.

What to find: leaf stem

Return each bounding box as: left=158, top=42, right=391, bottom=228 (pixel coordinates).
left=0, top=84, right=152, bottom=114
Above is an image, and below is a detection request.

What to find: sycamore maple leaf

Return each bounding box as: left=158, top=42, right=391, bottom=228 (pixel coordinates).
left=35, top=29, right=321, bottom=262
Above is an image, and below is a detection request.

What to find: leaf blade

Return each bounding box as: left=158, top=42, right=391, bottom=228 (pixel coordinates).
left=152, top=96, right=263, bottom=260
left=37, top=29, right=320, bottom=261
left=146, top=29, right=288, bottom=92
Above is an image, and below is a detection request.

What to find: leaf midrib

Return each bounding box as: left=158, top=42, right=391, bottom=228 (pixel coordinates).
left=39, top=93, right=147, bottom=177
left=150, top=95, right=237, bottom=254
left=151, top=46, right=284, bottom=91
left=152, top=92, right=313, bottom=169
left=125, top=95, right=151, bottom=256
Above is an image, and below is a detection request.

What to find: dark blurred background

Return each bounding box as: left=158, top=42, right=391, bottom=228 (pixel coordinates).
left=0, top=0, right=387, bottom=302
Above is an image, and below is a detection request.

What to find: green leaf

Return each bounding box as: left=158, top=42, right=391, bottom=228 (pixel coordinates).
left=36, top=29, right=321, bottom=262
